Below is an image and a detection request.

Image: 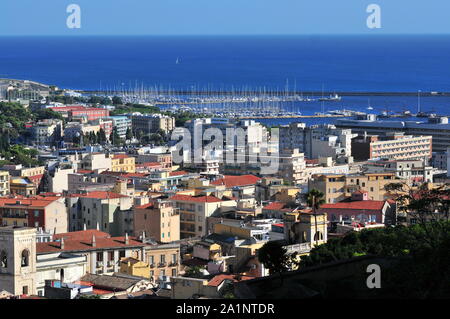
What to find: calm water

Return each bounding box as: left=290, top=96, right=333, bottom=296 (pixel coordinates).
left=1, top=35, right=450, bottom=92
left=1, top=35, right=450, bottom=121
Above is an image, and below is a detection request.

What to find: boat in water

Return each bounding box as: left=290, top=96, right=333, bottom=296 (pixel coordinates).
left=319, top=93, right=342, bottom=102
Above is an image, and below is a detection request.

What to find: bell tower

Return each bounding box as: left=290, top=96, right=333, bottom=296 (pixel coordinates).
left=283, top=212, right=328, bottom=247
left=0, top=226, right=37, bottom=296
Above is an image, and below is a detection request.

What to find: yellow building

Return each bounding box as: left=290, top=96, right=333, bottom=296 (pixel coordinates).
left=9, top=177, right=36, bottom=196
left=308, top=172, right=404, bottom=203
left=111, top=154, right=135, bottom=173
left=119, top=257, right=150, bottom=279
left=274, top=187, right=301, bottom=203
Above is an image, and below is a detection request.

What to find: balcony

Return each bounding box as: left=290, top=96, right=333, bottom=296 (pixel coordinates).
left=158, top=262, right=167, bottom=268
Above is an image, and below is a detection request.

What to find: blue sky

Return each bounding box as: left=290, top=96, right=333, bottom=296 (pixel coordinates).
left=0, top=0, right=448, bottom=35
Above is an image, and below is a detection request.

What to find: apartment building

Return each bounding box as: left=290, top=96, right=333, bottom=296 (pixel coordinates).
left=2, top=164, right=45, bottom=178
left=352, top=132, right=432, bottom=161
left=335, top=115, right=450, bottom=152
left=133, top=200, right=180, bottom=243
left=170, top=194, right=236, bottom=238
left=111, top=154, right=136, bottom=173
left=308, top=172, right=403, bottom=203
left=279, top=123, right=357, bottom=162
left=37, top=230, right=147, bottom=277
left=31, top=119, right=63, bottom=145
left=144, top=243, right=181, bottom=281
left=364, top=159, right=434, bottom=184
left=131, top=113, right=175, bottom=135
left=108, top=116, right=132, bottom=139
left=0, top=195, right=68, bottom=234
left=136, top=152, right=172, bottom=169
left=63, top=122, right=101, bottom=142
left=0, top=171, right=9, bottom=196
left=79, top=153, right=112, bottom=172
left=67, top=191, right=133, bottom=235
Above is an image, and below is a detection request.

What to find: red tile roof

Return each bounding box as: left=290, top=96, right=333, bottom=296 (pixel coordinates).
left=320, top=200, right=387, bottom=211
left=169, top=170, right=187, bottom=177
left=263, top=202, right=288, bottom=210
left=207, top=274, right=254, bottom=287
left=135, top=203, right=155, bottom=209
left=53, top=230, right=110, bottom=241
left=69, top=191, right=128, bottom=199
left=211, top=175, right=261, bottom=188
left=112, top=154, right=131, bottom=159
left=170, top=194, right=224, bottom=203
left=37, top=235, right=146, bottom=254
left=137, top=162, right=161, bottom=168
left=77, top=169, right=94, bottom=174
left=0, top=196, right=60, bottom=209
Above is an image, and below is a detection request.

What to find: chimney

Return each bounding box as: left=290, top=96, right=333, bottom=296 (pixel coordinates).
left=141, top=231, right=146, bottom=242
left=83, top=223, right=87, bottom=231
left=60, top=237, right=65, bottom=249
left=92, top=235, right=96, bottom=247
left=125, top=232, right=129, bottom=245
left=96, top=222, right=99, bottom=231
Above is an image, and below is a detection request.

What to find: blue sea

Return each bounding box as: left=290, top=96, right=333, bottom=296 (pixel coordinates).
left=1, top=35, right=450, bottom=122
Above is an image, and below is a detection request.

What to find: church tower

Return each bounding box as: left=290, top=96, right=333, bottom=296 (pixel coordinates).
left=0, top=226, right=37, bottom=296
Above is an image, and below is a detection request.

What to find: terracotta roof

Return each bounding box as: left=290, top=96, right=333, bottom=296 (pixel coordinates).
left=320, top=200, right=387, bottom=211
left=207, top=274, right=254, bottom=287
left=169, top=171, right=187, bottom=177
left=211, top=175, right=261, bottom=188
left=69, top=191, right=128, bottom=199
left=135, top=203, right=155, bottom=209
left=263, top=202, right=288, bottom=210
left=53, top=230, right=110, bottom=241
left=137, top=162, right=161, bottom=168
left=170, top=194, right=224, bottom=203
left=112, top=154, right=131, bottom=159
left=37, top=235, right=146, bottom=254
left=77, top=169, right=94, bottom=174
left=0, top=196, right=60, bottom=209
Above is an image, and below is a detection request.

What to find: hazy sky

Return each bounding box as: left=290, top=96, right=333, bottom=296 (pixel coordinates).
left=0, top=0, right=448, bottom=36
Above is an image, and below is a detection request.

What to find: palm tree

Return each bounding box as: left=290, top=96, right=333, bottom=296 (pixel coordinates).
left=305, top=189, right=325, bottom=246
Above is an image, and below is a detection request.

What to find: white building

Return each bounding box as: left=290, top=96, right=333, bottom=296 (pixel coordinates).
left=280, top=123, right=356, bottom=162
left=108, top=116, right=132, bottom=139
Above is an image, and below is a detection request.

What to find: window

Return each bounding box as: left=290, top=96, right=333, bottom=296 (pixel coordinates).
left=22, top=286, right=29, bottom=295
left=34, top=210, right=39, bottom=217
left=21, top=250, right=30, bottom=267
left=149, top=255, right=154, bottom=264
left=0, top=251, right=7, bottom=268
left=160, top=254, right=165, bottom=263
left=172, top=269, right=177, bottom=277
left=171, top=254, right=177, bottom=264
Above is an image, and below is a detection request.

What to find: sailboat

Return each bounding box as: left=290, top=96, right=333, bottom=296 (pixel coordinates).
left=367, top=99, right=374, bottom=110
left=176, top=57, right=181, bottom=64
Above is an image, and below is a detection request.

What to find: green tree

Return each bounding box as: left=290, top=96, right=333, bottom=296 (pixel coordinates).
left=184, top=266, right=205, bottom=278
left=125, top=127, right=133, bottom=140
left=98, top=128, right=107, bottom=144
left=305, top=189, right=326, bottom=246
left=34, top=108, right=63, bottom=121
left=110, top=127, right=123, bottom=146
left=112, top=96, right=123, bottom=105
left=258, top=241, right=298, bottom=275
